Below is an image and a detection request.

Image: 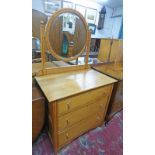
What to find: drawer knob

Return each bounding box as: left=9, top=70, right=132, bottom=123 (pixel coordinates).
left=66, top=119, right=69, bottom=125
left=67, top=103, right=70, bottom=110
left=66, top=133, right=69, bottom=139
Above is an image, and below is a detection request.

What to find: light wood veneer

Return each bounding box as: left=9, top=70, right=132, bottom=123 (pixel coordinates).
left=32, top=62, right=57, bottom=76
left=35, top=69, right=117, bottom=153
left=35, top=69, right=116, bottom=102
left=58, top=112, right=103, bottom=147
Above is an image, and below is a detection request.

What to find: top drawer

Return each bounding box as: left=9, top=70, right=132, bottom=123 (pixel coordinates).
left=57, top=84, right=112, bottom=116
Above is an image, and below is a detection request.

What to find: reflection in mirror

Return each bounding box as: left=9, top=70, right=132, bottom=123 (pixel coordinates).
left=48, top=12, right=87, bottom=58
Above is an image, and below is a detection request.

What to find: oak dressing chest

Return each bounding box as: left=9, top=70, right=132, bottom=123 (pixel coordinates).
left=34, top=8, right=117, bottom=154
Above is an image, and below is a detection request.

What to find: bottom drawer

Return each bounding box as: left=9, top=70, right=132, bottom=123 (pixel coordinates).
left=58, top=112, right=103, bottom=147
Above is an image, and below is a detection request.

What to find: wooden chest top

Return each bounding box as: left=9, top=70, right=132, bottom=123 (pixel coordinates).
left=35, top=69, right=117, bottom=102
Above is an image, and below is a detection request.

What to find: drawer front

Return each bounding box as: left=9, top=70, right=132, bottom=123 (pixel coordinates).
left=58, top=96, right=108, bottom=132
left=58, top=112, right=103, bottom=147
left=57, top=85, right=112, bottom=116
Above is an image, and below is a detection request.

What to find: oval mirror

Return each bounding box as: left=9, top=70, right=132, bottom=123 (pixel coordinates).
left=46, top=9, right=88, bottom=62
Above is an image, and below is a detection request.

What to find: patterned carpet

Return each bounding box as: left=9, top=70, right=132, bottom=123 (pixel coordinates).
left=32, top=110, right=123, bottom=155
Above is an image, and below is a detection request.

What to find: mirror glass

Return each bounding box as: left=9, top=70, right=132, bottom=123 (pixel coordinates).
left=48, top=12, right=87, bottom=58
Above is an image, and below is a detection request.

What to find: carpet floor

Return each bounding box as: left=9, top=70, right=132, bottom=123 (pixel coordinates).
left=32, top=110, right=123, bottom=155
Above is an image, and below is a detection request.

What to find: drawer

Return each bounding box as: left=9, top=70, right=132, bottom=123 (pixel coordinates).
left=58, top=112, right=103, bottom=147
left=57, top=85, right=112, bottom=116
left=58, top=96, right=108, bottom=132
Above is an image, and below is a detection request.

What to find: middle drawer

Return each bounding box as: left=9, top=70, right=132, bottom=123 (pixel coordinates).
left=58, top=96, right=108, bottom=132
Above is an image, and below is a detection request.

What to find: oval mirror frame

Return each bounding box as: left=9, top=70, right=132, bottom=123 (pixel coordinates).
left=45, top=8, right=89, bottom=62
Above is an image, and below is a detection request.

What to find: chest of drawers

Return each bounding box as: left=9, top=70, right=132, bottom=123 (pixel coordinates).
left=35, top=69, right=117, bottom=154
left=92, top=63, right=123, bottom=120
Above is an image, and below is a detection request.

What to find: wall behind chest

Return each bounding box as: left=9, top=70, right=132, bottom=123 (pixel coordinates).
left=98, top=6, right=122, bottom=39
left=32, top=0, right=44, bottom=12
left=111, top=6, right=123, bottom=38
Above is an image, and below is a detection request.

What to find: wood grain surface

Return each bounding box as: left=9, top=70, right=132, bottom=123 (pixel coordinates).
left=35, top=69, right=117, bottom=102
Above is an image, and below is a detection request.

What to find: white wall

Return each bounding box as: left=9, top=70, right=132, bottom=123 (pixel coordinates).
left=32, top=0, right=102, bottom=25
left=32, top=0, right=123, bottom=39
left=32, top=0, right=44, bottom=12
left=91, top=6, right=112, bottom=38
left=94, top=6, right=123, bottom=39
left=111, top=6, right=123, bottom=38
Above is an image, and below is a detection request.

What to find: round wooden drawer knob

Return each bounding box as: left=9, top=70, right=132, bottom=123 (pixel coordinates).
left=66, top=119, right=70, bottom=125
left=66, top=133, right=69, bottom=139
left=67, top=103, right=70, bottom=110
